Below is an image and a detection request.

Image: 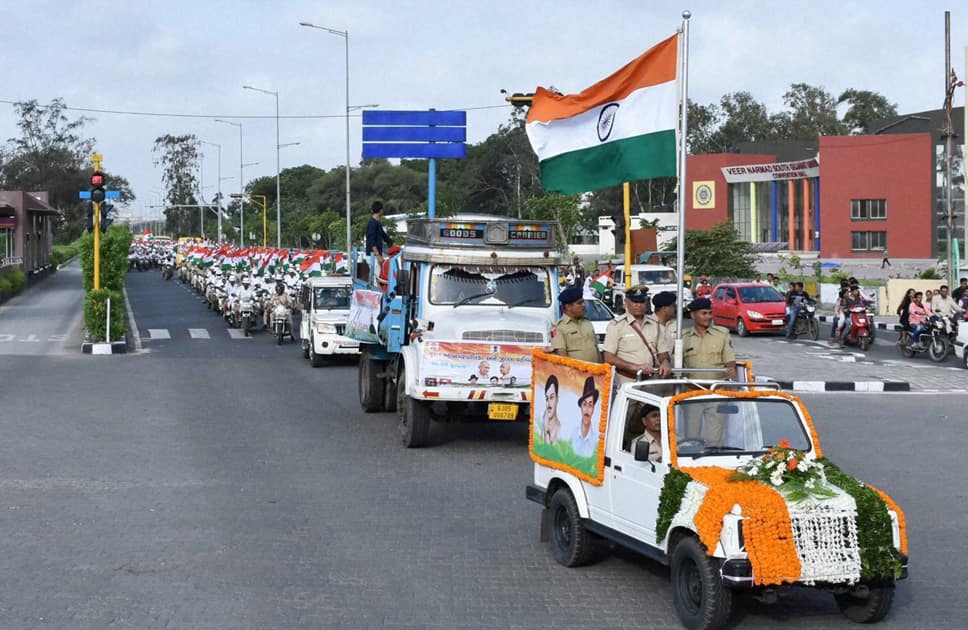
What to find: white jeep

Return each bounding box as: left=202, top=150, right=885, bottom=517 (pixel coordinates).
left=299, top=276, right=359, bottom=366
left=527, top=367, right=907, bottom=629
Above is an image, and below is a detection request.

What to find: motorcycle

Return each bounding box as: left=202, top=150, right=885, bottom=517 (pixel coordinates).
left=841, top=305, right=873, bottom=351
left=272, top=304, right=293, bottom=345
left=240, top=297, right=255, bottom=336
left=161, top=263, right=173, bottom=281
left=900, top=315, right=949, bottom=362
left=788, top=299, right=819, bottom=340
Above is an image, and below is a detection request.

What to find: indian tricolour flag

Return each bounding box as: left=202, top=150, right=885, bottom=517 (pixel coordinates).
left=589, top=270, right=613, bottom=296
left=525, top=33, right=679, bottom=194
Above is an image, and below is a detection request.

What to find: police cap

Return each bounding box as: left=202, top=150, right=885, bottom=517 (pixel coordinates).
left=652, top=291, right=677, bottom=308
left=625, top=285, right=649, bottom=302
left=687, top=297, right=712, bottom=312
left=558, top=285, right=583, bottom=305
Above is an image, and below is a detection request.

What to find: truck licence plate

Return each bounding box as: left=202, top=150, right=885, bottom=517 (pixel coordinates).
left=488, top=403, right=519, bottom=421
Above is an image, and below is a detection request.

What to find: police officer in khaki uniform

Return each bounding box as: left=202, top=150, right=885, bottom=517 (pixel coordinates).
left=651, top=291, right=678, bottom=341
left=603, top=285, right=672, bottom=385
left=551, top=285, right=601, bottom=363
left=681, top=297, right=737, bottom=445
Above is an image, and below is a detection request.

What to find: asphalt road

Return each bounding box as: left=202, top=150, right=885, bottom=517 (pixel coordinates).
left=0, top=267, right=965, bottom=629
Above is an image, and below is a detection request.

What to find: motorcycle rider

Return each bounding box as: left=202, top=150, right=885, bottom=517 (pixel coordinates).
left=930, top=284, right=964, bottom=319
left=265, top=282, right=297, bottom=337
left=907, top=291, right=931, bottom=349
left=838, top=286, right=866, bottom=346
left=224, top=274, right=240, bottom=321
left=784, top=281, right=810, bottom=338
left=234, top=277, right=257, bottom=327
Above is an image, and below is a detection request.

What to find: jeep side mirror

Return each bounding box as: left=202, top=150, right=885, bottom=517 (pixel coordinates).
left=633, top=440, right=656, bottom=472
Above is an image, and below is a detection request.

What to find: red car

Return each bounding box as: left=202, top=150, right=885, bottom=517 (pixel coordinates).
left=711, top=283, right=788, bottom=336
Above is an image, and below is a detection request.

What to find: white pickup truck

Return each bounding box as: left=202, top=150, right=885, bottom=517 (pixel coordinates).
left=299, top=276, right=359, bottom=366
left=527, top=358, right=907, bottom=630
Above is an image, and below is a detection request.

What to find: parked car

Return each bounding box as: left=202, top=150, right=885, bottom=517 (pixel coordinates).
left=711, top=282, right=788, bottom=336
left=583, top=297, right=615, bottom=347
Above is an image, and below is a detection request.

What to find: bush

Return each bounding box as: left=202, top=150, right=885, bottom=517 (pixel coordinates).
left=84, top=288, right=126, bottom=342
left=52, top=244, right=79, bottom=267
left=3, top=268, right=26, bottom=294
left=78, top=226, right=132, bottom=292
left=919, top=267, right=942, bottom=280
left=0, top=275, right=11, bottom=297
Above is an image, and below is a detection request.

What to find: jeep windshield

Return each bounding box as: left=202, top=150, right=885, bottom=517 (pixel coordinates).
left=635, top=269, right=676, bottom=285
left=313, top=286, right=351, bottom=309
left=429, top=265, right=551, bottom=307
left=673, top=397, right=811, bottom=459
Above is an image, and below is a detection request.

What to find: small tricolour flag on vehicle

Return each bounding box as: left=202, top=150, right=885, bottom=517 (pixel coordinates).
left=525, top=33, right=679, bottom=194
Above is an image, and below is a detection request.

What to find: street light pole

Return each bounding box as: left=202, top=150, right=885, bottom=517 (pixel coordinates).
left=215, top=119, right=243, bottom=245
left=243, top=85, right=282, bottom=248
left=299, top=21, right=352, bottom=254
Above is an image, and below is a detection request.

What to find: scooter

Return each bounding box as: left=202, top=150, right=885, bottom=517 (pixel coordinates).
left=841, top=305, right=873, bottom=351
left=900, top=315, right=950, bottom=362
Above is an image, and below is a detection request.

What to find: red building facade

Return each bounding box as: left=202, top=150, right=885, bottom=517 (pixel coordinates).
left=684, top=132, right=936, bottom=258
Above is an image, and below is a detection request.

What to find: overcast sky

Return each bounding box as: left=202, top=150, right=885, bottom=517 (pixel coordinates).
left=1, top=0, right=966, bottom=220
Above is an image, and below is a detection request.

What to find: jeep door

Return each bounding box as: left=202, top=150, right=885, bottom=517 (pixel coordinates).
left=607, top=394, right=667, bottom=542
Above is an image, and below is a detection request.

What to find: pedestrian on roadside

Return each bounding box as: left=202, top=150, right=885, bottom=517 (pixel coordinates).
left=880, top=248, right=891, bottom=268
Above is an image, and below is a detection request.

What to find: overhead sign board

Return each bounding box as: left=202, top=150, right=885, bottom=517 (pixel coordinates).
left=361, top=109, right=467, bottom=160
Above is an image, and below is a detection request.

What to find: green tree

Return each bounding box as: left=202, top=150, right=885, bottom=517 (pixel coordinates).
left=523, top=193, right=580, bottom=249
left=153, top=134, right=200, bottom=237
left=782, top=83, right=846, bottom=140
left=686, top=99, right=721, bottom=154
left=837, top=89, right=899, bottom=134
left=0, top=98, right=135, bottom=243
left=712, top=91, right=775, bottom=149
left=682, top=221, right=757, bottom=277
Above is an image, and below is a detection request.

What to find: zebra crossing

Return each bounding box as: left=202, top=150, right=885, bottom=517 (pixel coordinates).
left=144, top=327, right=253, bottom=341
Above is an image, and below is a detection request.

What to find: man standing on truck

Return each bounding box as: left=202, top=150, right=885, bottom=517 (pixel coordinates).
left=603, top=285, right=672, bottom=384
left=365, top=201, right=393, bottom=266
left=551, top=286, right=601, bottom=363
left=651, top=291, right=678, bottom=341
left=681, top=298, right=737, bottom=445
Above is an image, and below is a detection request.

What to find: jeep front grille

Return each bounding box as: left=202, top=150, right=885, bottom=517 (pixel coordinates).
left=336, top=324, right=346, bottom=335
left=462, top=329, right=544, bottom=343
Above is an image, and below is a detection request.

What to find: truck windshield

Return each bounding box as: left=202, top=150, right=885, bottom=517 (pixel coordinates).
left=313, top=286, right=351, bottom=309
left=429, top=265, right=551, bottom=307
left=636, top=269, right=676, bottom=285
left=674, top=398, right=811, bottom=458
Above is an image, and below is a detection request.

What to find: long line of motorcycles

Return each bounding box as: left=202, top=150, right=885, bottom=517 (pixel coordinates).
left=178, top=264, right=298, bottom=344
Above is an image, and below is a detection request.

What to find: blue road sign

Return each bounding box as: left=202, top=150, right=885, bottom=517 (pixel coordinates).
left=363, top=143, right=467, bottom=160
left=362, top=110, right=466, bottom=126
left=363, top=126, right=466, bottom=143
left=79, top=190, right=121, bottom=200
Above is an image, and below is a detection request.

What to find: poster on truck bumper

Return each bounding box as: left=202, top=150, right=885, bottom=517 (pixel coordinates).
left=419, top=341, right=533, bottom=388
left=530, top=349, right=613, bottom=485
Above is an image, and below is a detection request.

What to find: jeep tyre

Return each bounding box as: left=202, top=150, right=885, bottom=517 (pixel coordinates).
left=670, top=536, right=732, bottom=630
left=548, top=489, right=595, bottom=568
left=834, top=583, right=894, bottom=623
left=359, top=352, right=385, bottom=412
left=309, top=334, right=325, bottom=367
left=397, top=364, right=430, bottom=447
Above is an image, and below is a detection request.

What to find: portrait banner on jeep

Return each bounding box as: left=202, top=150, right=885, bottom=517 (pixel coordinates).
left=530, top=349, right=613, bottom=485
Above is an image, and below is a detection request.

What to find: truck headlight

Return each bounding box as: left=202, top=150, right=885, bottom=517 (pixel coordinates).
left=316, top=323, right=337, bottom=334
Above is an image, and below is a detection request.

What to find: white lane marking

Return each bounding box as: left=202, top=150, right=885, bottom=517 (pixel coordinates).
left=19, top=334, right=40, bottom=342
left=0, top=334, right=16, bottom=342
left=147, top=328, right=171, bottom=340
left=188, top=328, right=210, bottom=339
left=226, top=328, right=250, bottom=339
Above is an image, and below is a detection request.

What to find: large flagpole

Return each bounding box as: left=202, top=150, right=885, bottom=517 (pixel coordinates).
left=674, top=10, right=691, bottom=370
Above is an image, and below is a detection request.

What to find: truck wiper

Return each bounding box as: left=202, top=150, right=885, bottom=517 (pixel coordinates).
left=506, top=298, right=544, bottom=309
left=453, top=291, right=495, bottom=308
left=691, top=446, right=745, bottom=458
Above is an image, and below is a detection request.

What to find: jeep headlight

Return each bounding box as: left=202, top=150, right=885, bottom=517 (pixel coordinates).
left=746, top=310, right=765, bottom=319
left=316, top=322, right=337, bottom=334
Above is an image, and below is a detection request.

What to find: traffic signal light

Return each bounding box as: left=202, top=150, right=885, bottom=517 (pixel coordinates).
left=90, top=171, right=106, bottom=203
left=99, top=202, right=115, bottom=232
left=84, top=201, right=94, bottom=232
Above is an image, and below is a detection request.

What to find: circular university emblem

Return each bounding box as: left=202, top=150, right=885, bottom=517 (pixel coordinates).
left=597, top=103, right=620, bottom=142
left=696, top=183, right=712, bottom=206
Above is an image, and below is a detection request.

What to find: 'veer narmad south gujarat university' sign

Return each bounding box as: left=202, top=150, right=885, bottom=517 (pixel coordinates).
left=720, top=158, right=819, bottom=184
